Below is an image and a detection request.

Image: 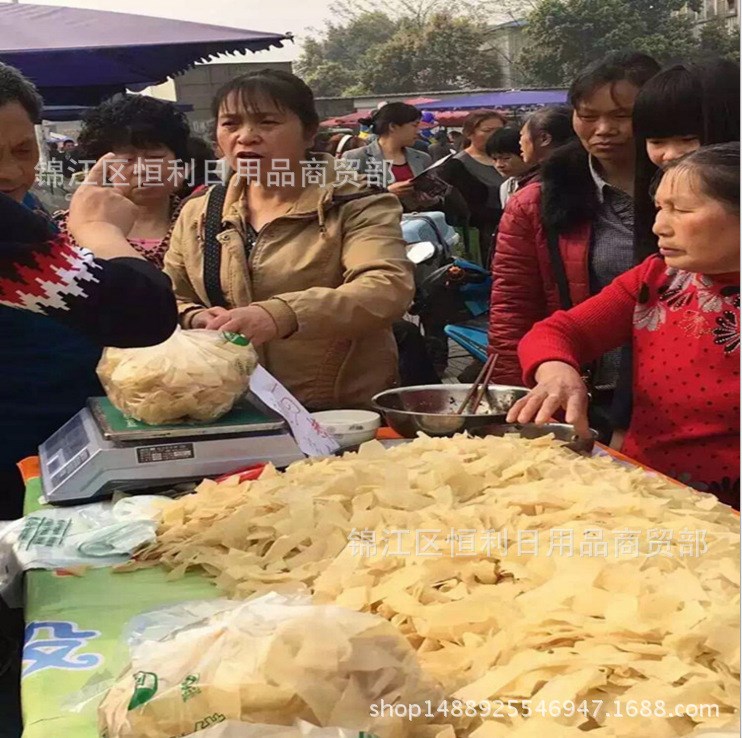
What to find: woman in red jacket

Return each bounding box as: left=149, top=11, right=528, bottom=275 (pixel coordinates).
left=508, top=144, right=739, bottom=508
left=488, top=52, right=659, bottom=438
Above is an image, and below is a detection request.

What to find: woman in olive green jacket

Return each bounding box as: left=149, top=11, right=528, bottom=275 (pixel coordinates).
left=163, top=70, right=414, bottom=410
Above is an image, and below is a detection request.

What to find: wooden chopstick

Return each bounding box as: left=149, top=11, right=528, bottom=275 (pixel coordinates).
left=472, top=353, right=498, bottom=412
left=456, top=354, right=495, bottom=415
left=483, top=354, right=499, bottom=411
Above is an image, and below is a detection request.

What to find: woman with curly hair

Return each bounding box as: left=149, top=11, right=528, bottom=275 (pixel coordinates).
left=56, top=94, right=192, bottom=268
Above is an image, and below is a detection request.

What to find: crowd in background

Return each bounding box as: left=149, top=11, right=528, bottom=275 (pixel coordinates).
left=3, top=51, right=739, bottom=512
left=0, top=46, right=740, bottom=738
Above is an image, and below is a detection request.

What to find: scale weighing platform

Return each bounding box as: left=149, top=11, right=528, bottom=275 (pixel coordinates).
left=39, top=396, right=305, bottom=505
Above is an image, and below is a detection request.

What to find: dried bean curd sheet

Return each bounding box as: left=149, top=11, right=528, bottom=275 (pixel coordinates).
left=127, top=435, right=740, bottom=737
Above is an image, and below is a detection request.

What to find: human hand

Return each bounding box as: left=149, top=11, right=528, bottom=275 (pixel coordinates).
left=68, top=153, right=137, bottom=243
left=506, top=361, right=590, bottom=437
left=190, top=306, right=229, bottom=329
left=205, top=305, right=279, bottom=346
left=388, top=180, right=416, bottom=197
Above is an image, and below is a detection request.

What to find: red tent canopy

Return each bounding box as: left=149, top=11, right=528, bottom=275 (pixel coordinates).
left=320, top=100, right=442, bottom=129
left=435, top=109, right=510, bottom=126
left=334, top=110, right=373, bottom=125
left=404, top=96, right=440, bottom=106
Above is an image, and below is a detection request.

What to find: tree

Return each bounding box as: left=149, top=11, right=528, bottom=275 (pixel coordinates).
left=295, top=12, right=397, bottom=96
left=296, top=3, right=503, bottom=96
left=519, top=0, right=702, bottom=86
left=359, top=13, right=503, bottom=93
left=696, top=17, right=740, bottom=62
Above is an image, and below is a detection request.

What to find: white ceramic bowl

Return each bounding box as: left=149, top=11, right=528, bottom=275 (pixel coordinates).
left=310, top=409, right=381, bottom=448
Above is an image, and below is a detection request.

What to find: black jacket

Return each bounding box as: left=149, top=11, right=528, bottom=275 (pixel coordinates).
left=439, top=155, right=503, bottom=231
left=539, top=139, right=600, bottom=234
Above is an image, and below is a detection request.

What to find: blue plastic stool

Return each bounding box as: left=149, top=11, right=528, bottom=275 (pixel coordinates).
left=444, top=323, right=488, bottom=363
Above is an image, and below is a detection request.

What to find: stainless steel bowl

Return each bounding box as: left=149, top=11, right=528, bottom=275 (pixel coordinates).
left=471, top=423, right=599, bottom=454
left=372, top=384, right=529, bottom=438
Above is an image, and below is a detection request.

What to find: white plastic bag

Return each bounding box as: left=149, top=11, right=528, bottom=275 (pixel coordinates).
left=97, top=329, right=258, bottom=425
left=98, top=593, right=444, bottom=738
left=0, top=496, right=162, bottom=573
left=185, top=720, right=373, bottom=737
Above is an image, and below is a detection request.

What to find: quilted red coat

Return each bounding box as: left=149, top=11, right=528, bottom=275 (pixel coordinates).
left=488, top=141, right=600, bottom=385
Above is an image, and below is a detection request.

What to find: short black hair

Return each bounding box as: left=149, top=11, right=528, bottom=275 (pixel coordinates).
left=77, top=94, right=191, bottom=161
left=569, top=51, right=660, bottom=107
left=486, top=127, right=521, bottom=157
left=212, top=69, right=320, bottom=134
left=633, top=59, right=740, bottom=143
left=659, top=142, right=739, bottom=215
left=633, top=59, right=740, bottom=261
left=0, top=62, right=43, bottom=123
left=524, top=105, right=576, bottom=148
left=360, top=102, right=421, bottom=136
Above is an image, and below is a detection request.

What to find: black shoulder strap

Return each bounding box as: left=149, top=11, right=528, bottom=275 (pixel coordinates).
left=203, top=184, right=228, bottom=309
left=545, top=225, right=573, bottom=311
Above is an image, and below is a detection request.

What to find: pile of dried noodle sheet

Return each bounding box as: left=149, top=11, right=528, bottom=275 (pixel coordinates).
left=131, top=435, right=740, bottom=737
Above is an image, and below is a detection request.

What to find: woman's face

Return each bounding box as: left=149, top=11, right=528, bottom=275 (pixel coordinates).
left=653, top=167, right=739, bottom=274
left=469, top=117, right=505, bottom=154
left=389, top=120, right=420, bottom=148
left=519, top=122, right=554, bottom=166
left=492, top=153, right=529, bottom=179
left=519, top=123, right=536, bottom=165
left=646, top=135, right=701, bottom=168
left=216, top=93, right=314, bottom=179
left=109, top=145, right=181, bottom=205
left=572, top=81, right=639, bottom=167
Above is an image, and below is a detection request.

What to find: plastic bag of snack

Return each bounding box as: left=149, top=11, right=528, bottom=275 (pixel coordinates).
left=185, top=719, right=377, bottom=737
left=97, top=329, right=258, bottom=425
left=98, top=593, right=444, bottom=738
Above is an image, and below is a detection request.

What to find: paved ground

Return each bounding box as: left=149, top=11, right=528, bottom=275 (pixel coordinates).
left=33, top=184, right=70, bottom=214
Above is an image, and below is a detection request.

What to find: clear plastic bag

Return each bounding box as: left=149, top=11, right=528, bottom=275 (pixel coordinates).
left=185, top=720, right=373, bottom=737
left=97, top=329, right=258, bottom=425
left=188, top=720, right=376, bottom=738
left=97, top=593, right=444, bottom=738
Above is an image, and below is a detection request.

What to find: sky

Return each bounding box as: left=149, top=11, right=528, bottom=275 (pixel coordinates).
left=4, top=0, right=337, bottom=62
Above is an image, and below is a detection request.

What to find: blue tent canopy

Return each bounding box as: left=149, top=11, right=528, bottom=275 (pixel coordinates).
left=427, top=90, right=568, bottom=110
left=0, top=3, right=292, bottom=106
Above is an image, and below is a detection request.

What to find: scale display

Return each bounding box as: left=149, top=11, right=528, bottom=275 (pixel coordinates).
left=43, top=414, right=92, bottom=490
left=39, top=398, right=304, bottom=505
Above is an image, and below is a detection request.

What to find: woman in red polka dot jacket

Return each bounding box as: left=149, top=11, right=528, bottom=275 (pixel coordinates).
left=508, top=143, right=740, bottom=508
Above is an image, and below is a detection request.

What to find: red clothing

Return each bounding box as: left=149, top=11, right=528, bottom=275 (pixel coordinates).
left=489, top=181, right=592, bottom=385
left=391, top=162, right=414, bottom=183
left=519, top=255, right=740, bottom=507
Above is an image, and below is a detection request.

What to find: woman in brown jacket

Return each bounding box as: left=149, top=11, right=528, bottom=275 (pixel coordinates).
left=163, top=70, right=415, bottom=410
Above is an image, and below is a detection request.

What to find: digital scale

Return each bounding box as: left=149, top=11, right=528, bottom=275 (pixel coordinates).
left=39, top=396, right=305, bottom=505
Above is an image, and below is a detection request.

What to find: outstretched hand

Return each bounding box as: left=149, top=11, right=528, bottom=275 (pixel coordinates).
left=506, top=361, right=591, bottom=437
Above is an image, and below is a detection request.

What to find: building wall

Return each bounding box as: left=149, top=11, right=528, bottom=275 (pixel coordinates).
left=483, top=22, right=527, bottom=88
left=685, top=0, right=740, bottom=28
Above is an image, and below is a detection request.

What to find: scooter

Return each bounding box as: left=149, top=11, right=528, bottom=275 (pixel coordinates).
left=406, top=247, right=490, bottom=374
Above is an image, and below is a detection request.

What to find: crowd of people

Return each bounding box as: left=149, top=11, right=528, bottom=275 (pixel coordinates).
left=1, top=52, right=739, bottom=513
left=0, top=45, right=739, bottom=736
